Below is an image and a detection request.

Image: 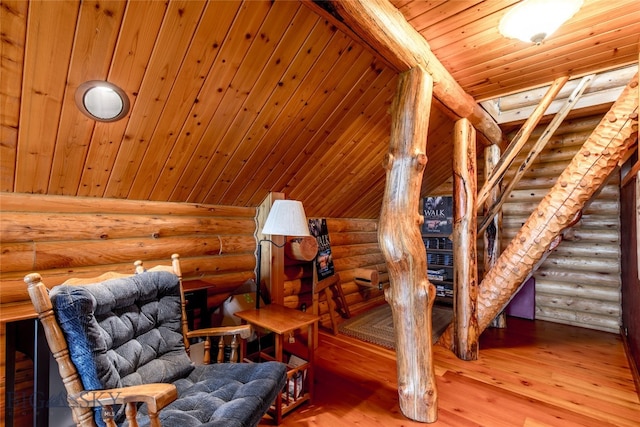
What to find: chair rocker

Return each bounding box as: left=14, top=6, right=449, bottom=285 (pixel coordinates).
left=25, top=254, right=287, bottom=427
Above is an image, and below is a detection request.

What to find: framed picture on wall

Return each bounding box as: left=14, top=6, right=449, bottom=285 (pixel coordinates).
left=309, top=218, right=334, bottom=280
left=421, top=196, right=453, bottom=235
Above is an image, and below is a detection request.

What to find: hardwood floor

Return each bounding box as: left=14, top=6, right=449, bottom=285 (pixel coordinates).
left=261, top=317, right=640, bottom=426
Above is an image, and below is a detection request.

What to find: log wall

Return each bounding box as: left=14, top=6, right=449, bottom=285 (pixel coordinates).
left=0, top=192, right=257, bottom=421
left=502, top=115, right=622, bottom=333
left=0, top=193, right=258, bottom=300
left=282, top=217, right=386, bottom=330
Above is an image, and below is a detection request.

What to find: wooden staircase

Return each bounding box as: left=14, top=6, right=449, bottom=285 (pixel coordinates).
left=440, top=72, right=638, bottom=347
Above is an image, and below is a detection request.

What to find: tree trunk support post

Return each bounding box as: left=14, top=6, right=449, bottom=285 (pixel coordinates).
left=452, top=118, right=479, bottom=360
left=378, top=66, right=437, bottom=423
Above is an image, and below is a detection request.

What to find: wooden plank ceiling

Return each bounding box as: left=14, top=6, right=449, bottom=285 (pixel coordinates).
left=1, top=0, right=638, bottom=219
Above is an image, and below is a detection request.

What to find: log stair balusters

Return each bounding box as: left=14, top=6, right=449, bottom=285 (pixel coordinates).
left=476, top=76, right=569, bottom=212
left=479, top=74, right=595, bottom=234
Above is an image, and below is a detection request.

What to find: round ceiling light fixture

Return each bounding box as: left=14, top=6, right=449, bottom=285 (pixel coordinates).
left=499, top=0, right=583, bottom=45
left=75, top=80, right=130, bottom=122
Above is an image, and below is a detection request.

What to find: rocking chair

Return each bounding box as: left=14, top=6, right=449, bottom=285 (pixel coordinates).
left=24, top=254, right=287, bottom=427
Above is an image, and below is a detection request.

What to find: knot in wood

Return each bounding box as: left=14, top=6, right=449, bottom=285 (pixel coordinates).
left=382, top=153, right=394, bottom=170
left=151, top=232, right=160, bottom=239
left=560, top=181, right=568, bottom=188
left=581, top=150, right=590, bottom=157
left=414, top=153, right=428, bottom=171
left=606, top=112, right=617, bottom=123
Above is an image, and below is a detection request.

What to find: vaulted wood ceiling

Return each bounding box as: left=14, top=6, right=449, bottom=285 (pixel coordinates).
left=1, top=0, right=637, bottom=218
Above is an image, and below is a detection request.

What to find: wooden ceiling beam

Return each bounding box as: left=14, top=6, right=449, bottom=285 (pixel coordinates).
left=302, top=0, right=503, bottom=147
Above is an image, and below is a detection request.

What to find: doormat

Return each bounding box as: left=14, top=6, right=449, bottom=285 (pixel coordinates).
left=338, top=303, right=453, bottom=349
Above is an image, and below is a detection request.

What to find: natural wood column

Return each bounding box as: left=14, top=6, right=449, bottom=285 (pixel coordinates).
left=378, top=66, right=437, bottom=423
left=484, top=144, right=506, bottom=328
left=304, top=0, right=502, bottom=147
left=257, top=192, right=286, bottom=305
left=452, top=118, right=478, bottom=360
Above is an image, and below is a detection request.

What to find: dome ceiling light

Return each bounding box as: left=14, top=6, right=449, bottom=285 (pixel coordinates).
left=499, top=0, right=583, bottom=45
left=75, top=80, right=130, bottom=122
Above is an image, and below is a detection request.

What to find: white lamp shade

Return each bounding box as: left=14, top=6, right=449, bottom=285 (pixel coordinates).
left=499, top=0, right=583, bottom=44
left=261, top=200, right=311, bottom=237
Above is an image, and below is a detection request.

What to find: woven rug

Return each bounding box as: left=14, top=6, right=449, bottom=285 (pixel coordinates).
left=338, top=303, right=453, bottom=349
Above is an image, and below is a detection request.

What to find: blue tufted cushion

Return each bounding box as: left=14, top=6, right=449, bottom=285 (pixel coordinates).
left=137, top=362, right=287, bottom=427
left=50, top=270, right=288, bottom=427
left=51, top=271, right=194, bottom=426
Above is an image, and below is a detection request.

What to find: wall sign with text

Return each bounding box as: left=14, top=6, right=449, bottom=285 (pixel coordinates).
left=309, top=218, right=335, bottom=280
left=421, top=196, right=453, bottom=235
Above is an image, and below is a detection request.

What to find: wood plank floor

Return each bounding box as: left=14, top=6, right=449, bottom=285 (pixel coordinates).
left=261, top=317, right=640, bottom=426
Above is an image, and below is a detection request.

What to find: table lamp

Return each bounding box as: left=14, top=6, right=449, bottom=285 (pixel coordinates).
left=256, top=200, right=311, bottom=309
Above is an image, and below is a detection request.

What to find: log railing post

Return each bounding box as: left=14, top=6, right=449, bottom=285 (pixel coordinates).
left=476, top=76, right=568, bottom=210
left=452, top=118, right=478, bottom=360
left=478, top=75, right=594, bottom=235
left=378, top=65, right=437, bottom=423
left=484, top=144, right=506, bottom=328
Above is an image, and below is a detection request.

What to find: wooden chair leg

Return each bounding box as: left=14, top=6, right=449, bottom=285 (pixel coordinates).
left=125, top=403, right=139, bottom=427
left=103, top=405, right=117, bottom=427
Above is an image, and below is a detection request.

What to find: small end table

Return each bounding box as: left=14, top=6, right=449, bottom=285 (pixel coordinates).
left=234, top=304, right=319, bottom=424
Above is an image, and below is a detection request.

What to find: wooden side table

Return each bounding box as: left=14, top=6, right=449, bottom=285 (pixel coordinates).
left=234, top=304, right=319, bottom=424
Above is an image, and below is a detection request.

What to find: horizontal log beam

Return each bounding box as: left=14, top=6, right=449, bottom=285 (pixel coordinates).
left=0, top=235, right=255, bottom=273
left=0, top=191, right=255, bottom=217
left=1, top=212, right=254, bottom=242
left=304, top=0, right=502, bottom=146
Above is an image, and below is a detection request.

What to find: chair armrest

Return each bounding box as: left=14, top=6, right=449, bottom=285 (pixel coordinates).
left=68, top=383, right=177, bottom=414
left=186, top=324, right=252, bottom=340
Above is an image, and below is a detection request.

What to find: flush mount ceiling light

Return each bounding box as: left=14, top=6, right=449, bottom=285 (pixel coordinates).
left=75, top=80, right=130, bottom=122
left=499, top=0, right=583, bottom=45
